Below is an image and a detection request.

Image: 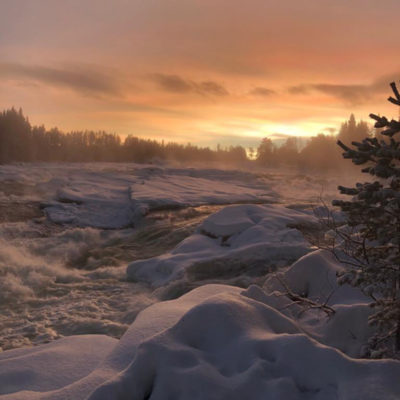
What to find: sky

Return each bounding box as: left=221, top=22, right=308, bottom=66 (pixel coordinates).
left=1, top=0, right=400, bottom=148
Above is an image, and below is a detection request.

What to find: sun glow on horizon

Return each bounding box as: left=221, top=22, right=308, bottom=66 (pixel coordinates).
left=1, top=0, right=400, bottom=149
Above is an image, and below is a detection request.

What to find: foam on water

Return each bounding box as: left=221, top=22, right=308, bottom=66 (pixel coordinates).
left=0, top=206, right=216, bottom=350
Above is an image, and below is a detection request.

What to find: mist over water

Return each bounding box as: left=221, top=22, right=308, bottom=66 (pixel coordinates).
left=0, top=163, right=356, bottom=350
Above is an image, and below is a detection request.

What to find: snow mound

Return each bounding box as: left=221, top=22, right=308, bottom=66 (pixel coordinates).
left=91, top=286, right=400, bottom=400
left=2, top=285, right=398, bottom=399
left=260, top=250, right=375, bottom=358
left=264, top=250, right=369, bottom=306
left=127, top=204, right=315, bottom=287
left=0, top=335, right=116, bottom=397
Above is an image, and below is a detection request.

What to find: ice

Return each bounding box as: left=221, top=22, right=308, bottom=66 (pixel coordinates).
left=42, top=169, right=138, bottom=229
left=1, top=284, right=399, bottom=400
left=1, top=163, right=350, bottom=229
left=129, top=170, right=275, bottom=213
left=127, top=204, right=316, bottom=287
left=0, top=163, right=279, bottom=229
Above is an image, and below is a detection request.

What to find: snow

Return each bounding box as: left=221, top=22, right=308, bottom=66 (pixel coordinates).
left=0, top=163, right=277, bottom=229
left=265, top=249, right=369, bottom=306
left=261, top=250, right=374, bottom=358
left=129, top=170, right=275, bottom=213
left=0, top=163, right=353, bottom=230
left=2, top=163, right=398, bottom=399
left=1, top=283, right=399, bottom=400
left=127, top=204, right=315, bottom=287
left=0, top=335, right=116, bottom=397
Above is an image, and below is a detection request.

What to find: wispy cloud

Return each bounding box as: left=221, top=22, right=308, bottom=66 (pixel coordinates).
left=150, top=73, right=229, bottom=96
left=0, top=63, right=121, bottom=97
left=287, top=74, right=399, bottom=106
left=197, top=81, right=229, bottom=96
left=288, top=83, right=371, bottom=105
left=150, top=74, right=192, bottom=93
left=249, top=87, right=276, bottom=97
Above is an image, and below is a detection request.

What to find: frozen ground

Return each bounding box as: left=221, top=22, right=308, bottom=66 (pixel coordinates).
left=2, top=163, right=396, bottom=399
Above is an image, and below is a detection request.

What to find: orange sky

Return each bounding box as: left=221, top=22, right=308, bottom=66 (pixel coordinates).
left=1, top=0, right=400, bottom=148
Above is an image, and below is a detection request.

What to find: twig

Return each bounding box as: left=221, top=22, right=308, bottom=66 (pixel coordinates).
left=275, top=275, right=336, bottom=316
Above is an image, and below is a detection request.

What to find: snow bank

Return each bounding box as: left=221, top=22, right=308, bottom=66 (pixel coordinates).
left=127, top=204, right=315, bottom=287
left=0, top=164, right=276, bottom=229
left=2, top=284, right=399, bottom=400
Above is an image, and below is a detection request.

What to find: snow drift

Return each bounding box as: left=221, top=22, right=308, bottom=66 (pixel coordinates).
left=1, top=282, right=399, bottom=400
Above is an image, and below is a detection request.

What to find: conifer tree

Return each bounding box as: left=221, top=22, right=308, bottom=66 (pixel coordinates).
left=333, top=82, right=400, bottom=358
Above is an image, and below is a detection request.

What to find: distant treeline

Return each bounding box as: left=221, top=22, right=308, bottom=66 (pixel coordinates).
left=0, top=108, right=371, bottom=169
left=0, top=108, right=249, bottom=165
left=255, top=114, right=371, bottom=170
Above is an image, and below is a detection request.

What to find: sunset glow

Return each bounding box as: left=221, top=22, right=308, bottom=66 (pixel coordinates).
left=2, top=0, right=400, bottom=147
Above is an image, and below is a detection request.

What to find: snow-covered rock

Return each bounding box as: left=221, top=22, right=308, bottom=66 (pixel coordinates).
left=127, top=204, right=316, bottom=287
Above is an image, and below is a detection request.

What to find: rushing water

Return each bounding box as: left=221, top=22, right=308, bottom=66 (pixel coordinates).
left=0, top=200, right=223, bottom=350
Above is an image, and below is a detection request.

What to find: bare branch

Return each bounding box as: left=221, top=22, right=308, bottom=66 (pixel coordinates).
left=275, top=275, right=336, bottom=316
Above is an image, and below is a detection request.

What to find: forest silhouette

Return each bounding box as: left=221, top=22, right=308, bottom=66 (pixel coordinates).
left=0, top=108, right=370, bottom=170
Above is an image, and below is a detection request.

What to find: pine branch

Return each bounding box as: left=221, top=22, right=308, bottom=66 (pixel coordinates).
left=388, top=82, right=400, bottom=106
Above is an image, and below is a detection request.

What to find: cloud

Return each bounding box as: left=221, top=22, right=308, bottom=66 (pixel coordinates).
left=288, top=85, right=311, bottom=95
left=150, top=74, right=192, bottom=93
left=288, top=83, right=371, bottom=104
left=150, top=73, right=229, bottom=96
left=249, top=87, right=276, bottom=97
left=0, top=63, right=121, bottom=97
left=312, top=84, right=371, bottom=105
left=288, top=74, right=399, bottom=105
left=197, top=81, right=229, bottom=96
